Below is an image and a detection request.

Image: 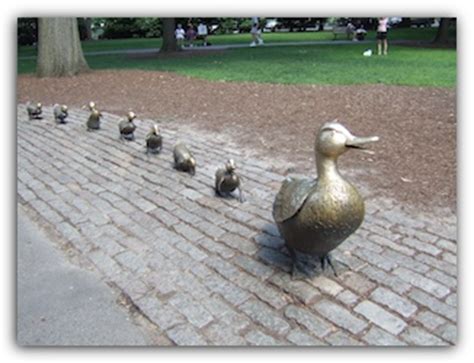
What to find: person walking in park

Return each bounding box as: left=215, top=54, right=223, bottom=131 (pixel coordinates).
left=186, top=22, right=197, bottom=48
left=250, top=17, right=264, bottom=47
left=175, top=23, right=186, bottom=49
left=377, top=17, right=389, bottom=55
left=197, top=20, right=209, bottom=46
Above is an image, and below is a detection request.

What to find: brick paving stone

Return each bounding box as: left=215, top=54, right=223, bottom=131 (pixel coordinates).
left=426, top=223, right=456, bottom=242
left=442, top=252, right=457, bottom=265
left=169, top=292, right=214, bottom=329
left=415, top=310, right=447, bottom=331
left=245, top=330, right=282, bottom=346
left=136, top=294, right=186, bottom=331
left=426, top=269, right=457, bottom=289
left=369, top=234, right=415, bottom=256
left=233, top=254, right=275, bottom=280
left=175, top=240, right=208, bottom=262
left=204, top=322, right=247, bottom=346
left=339, top=271, right=377, bottom=296
left=436, top=239, right=457, bottom=254
left=336, top=290, right=359, bottom=307
left=218, top=232, right=258, bottom=255
left=114, top=273, right=150, bottom=300
left=352, top=248, right=397, bottom=271
left=401, top=326, right=447, bottom=346
left=287, top=328, right=326, bottom=346
left=445, top=293, right=457, bottom=307
left=240, top=298, right=291, bottom=336
left=88, top=248, right=125, bottom=277
left=434, top=323, right=456, bottom=345
left=114, top=250, right=149, bottom=274
left=414, top=253, right=457, bottom=277
left=269, top=272, right=321, bottom=305
left=401, top=237, right=442, bottom=256
left=203, top=274, right=251, bottom=306
left=408, top=289, right=457, bottom=322
left=362, top=326, right=406, bottom=346
left=393, top=267, right=450, bottom=299
left=17, top=106, right=458, bottom=346
left=325, top=331, right=364, bottom=346
left=195, top=220, right=226, bottom=240
left=312, top=299, right=368, bottom=335
left=166, top=324, right=208, bottom=346
left=354, top=300, right=406, bottom=335
left=310, top=276, right=344, bottom=296
left=174, top=222, right=205, bottom=242
left=370, top=287, right=417, bottom=318
left=284, top=305, right=332, bottom=338
left=382, top=249, right=431, bottom=274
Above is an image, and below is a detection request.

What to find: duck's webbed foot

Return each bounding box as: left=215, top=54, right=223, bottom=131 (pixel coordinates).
left=288, top=247, right=318, bottom=279
left=320, top=254, right=338, bottom=276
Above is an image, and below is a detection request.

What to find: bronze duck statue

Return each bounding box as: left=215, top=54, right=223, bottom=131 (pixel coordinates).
left=272, top=121, right=379, bottom=277
left=215, top=159, right=244, bottom=202
left=53, top=104, right=68, bottom=124
left=119, top=111, right=137, bottom=140
left=146, top=124, right=163, bottom=154
left=173, top=143, right=196, bottom=175
left=27, top=102, right=42, bottom=120
left=86, top=108, right=102, bottom=130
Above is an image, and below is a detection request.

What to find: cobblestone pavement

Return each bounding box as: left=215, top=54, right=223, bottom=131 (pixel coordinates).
left=17, top=105, right=457, bottom=346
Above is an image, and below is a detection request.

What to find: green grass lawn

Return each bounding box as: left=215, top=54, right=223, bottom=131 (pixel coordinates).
left=18, top=28, right=439, bottom=58
left=18, top=43, right=456, bottom=88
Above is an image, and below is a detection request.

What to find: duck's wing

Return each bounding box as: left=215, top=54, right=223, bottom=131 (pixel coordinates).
left=273, top=177, right=316, bottom=223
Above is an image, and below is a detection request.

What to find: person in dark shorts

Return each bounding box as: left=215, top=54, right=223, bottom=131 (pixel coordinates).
left=377, top=17, right=389, bottom=55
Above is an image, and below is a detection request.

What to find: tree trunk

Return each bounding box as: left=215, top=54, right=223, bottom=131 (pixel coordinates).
left=433, top=18, right=452, bottom=44
left=84, top=17, right=93, bottom=41
left=37, top=17, right=89, bottom=77
left=161, top=18, right=177, bottom=52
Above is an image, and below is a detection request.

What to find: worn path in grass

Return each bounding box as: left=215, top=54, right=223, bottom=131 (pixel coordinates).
left=17, top=105, right=457, bottom=346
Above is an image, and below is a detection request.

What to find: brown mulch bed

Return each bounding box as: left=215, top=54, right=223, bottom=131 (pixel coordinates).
left=17, top=70, right=456, bottom=213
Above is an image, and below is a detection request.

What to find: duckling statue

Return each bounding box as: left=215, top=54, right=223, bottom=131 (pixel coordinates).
left=215, top=159, right=244, bottom=202
left=272, top=121, right=379, bottom=277
left=26, top=102, right=42, bottom=120
left=119, top=111, right=137, bottom=141
left=53, top=104, right=68, bottom=124
left=146, top=124, right=163, bottom=154
left=86, top=108, right=102, bottom=131
left=173, top=143, right=196, bottom=175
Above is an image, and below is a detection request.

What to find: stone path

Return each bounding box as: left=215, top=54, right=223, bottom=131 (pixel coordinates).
left=17, top=105, right=457, bottom=346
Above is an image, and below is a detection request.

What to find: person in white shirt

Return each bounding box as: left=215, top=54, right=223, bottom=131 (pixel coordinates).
left=377, top=17, right=389, bottom=55
left=175, top=23, right=185, bottom=49
left=250, top=17, right=264, bottom=47
left=197, top=21, right=209, bottom=46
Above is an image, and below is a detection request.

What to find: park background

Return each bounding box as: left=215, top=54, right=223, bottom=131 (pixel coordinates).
left=5, top=0, right=474, bottom=361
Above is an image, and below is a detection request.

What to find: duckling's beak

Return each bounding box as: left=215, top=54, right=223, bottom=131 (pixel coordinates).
left=346, top=135, right=379, bottom=154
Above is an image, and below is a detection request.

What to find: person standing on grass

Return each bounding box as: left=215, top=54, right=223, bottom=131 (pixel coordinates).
left=175, top=23, right=186, bottom=49
left=186, top=22, right=197, bottom=48
left=250, top=17, right=264, bottom=47
left=197, top=20, right=209, bottom=46
left=377, top=17, right=389, bottom=55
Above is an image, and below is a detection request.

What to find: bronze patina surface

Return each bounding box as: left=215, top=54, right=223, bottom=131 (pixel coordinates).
left=27, top=102, right=42, bottom=120
left=146, top=124, right=163, bottom=154
left=273, top=121, right=379, bottom=277
left=118, top=111, right=137, bottom=141
left=86, top=108, right=102, bottom=130
left=215, top=159, right=243, bottom=202
left=173, top=142, right=196, bottom=175
left=53, top=104, right=68, bottom=124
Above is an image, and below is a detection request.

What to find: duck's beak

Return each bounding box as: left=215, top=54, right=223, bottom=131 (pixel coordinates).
left=346, top=135, right=379, bottom=154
